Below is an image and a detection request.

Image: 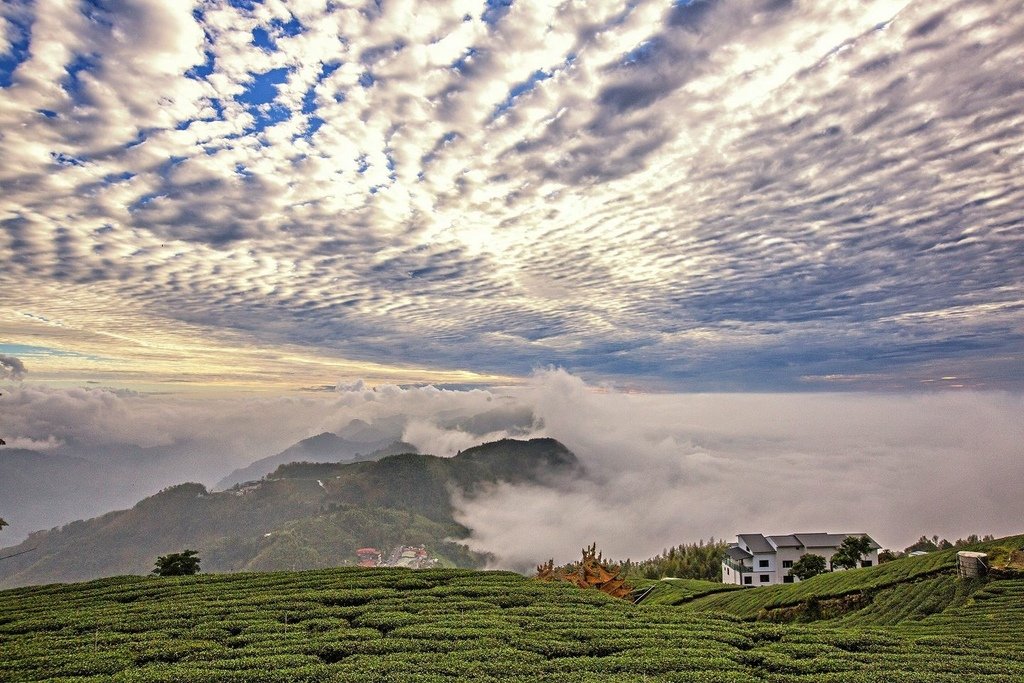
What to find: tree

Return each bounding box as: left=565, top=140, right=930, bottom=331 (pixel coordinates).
left=905, top=535, right=938, bottom=553
left=831, top=535, right=874, bottom=570
left=878, top=549, right=900, bottom=564
left=153, top=549, right=201, bottom=577
left=790, top=553, right=827, bottom=580
left=0, top=518, right=7, bottom=532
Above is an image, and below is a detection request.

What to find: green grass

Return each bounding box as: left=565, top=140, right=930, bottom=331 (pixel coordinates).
left=670, top=535, right=1024, bottom=620
left=2, top=561, right=1024, bottom=682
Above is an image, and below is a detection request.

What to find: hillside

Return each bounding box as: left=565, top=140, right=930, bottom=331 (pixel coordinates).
left=654, top=535, right=1024, bottom=627
left=0, top=438, right=579, bottom=588
left=2, top=554, right=1023, bottom=682
left=637, top=578, right=744, bottom=605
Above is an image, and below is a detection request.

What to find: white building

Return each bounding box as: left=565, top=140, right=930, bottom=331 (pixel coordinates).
left=722, top=532, right=880, bottom=586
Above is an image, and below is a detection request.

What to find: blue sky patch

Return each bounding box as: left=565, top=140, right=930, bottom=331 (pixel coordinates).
left=102, top=171, right=135, bottom=184
left=186, top=51, right=215, bottom=80
left=296, top=116, right=325, bottom=141
left=451, top=47, right=479, bottom=73
left=482, top=0, right=513, bottom=25
left=0, top=343, right=95, bottom=360
left=51, top=152, right=86, bottom=167
left=251, top=26, right=274, bottom=50
left=620, top=39, right=664, bottom=67
left=301, top=86, right=317, bottom=114
left=493, top=69, right=552, bottom=119
left=319, top=62, right=341, bottom=80
left=237, top=68, right=290, bottom=106
left=61, top=54, right=100, bottom=101
left=0, top=11, right=32, bottom=88
left=236, top=68, right=292, bottom=132
left=270, top=15, right=303, bottom=37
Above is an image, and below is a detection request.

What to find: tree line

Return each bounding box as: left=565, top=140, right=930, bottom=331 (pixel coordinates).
left=879, top=533, right=996, bottom=563
left=620, top=538, right=730, bottom=581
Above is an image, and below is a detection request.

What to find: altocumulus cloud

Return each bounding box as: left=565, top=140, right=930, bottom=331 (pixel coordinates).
left=0, top=0, right=1022, bottom=390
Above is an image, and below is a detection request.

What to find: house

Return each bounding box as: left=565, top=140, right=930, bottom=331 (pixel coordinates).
left=723, top=532, right=880, bottom=586
left=356, top=547, right=381, bottom=567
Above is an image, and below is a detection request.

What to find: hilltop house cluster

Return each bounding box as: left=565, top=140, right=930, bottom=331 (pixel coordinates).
left=723, top=533, right=880, bottom=586
left=356, top=545, right=437, bottom=569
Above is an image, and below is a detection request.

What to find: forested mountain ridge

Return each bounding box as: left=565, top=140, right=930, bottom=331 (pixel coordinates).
left=0, top=438, right=579, bottom=588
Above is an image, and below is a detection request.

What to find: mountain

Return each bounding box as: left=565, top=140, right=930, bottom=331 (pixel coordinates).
left=0, top=438, right=234, bottom=545
left=0, top=449, right=125, bottom=543
left=214, top=420, right=407, bottom=491
left=0, top=438, right=580, bottom=588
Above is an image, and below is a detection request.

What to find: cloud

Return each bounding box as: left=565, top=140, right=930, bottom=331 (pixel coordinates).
left=453, top=369, right=1024, bottom=569
left=1, top=371, right=1020, bottom=560
left=0, top=354, right=27, bottom=380
left=402, top=417, right=531, bottom=458
left=0, top=0, right=1022, bottom=391
left=0, top=435, right=61, bottom=451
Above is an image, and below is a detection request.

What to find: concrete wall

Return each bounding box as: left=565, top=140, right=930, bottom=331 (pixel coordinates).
left=773, top=546, right=805, bottom=583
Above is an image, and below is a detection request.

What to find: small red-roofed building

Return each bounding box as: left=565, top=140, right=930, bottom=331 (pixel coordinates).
left=357, top=548, right=380, bottom=567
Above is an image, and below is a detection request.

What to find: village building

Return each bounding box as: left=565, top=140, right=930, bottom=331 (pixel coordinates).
left=723, top=532, right=880, bottom=586
left=356, top=548, right=381, bottom=567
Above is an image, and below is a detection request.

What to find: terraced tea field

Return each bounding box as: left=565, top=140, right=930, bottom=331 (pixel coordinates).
left=637, top=578, right=742, bottom=606
left=2, top=550, right=1024, bottom=682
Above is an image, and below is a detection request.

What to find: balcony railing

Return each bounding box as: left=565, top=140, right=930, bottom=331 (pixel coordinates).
left=722, top=557, right=749, bottom=574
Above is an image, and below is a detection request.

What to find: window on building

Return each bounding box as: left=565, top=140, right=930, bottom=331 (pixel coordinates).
left=758, top=560, right=769, bottom=568
left=783, top=575, right=794, bottom=583
left=725, top=567, right=730, bottom=574
left=782, top=560, right=793, bottom=568
left=760, top=574, right=770, bottom=583
left=744, top=576, right=752, bottom=585
left=861, top=560, right=872, bottom=567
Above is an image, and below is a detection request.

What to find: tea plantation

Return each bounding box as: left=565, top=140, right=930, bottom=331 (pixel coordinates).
left=3, top=540, right=1024, bottom=683
left=672, top=534, right=1024, bottom=621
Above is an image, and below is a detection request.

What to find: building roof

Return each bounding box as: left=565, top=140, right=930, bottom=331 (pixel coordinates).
left=767, top=534, right=801, bottom=548
left=737, top=533, right=774, bottom=554
left=793, top=533, right=880, bottom=550
left=726, top=545, right=752, bottom=561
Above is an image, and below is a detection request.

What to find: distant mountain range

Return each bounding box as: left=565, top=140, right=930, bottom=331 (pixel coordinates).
left=0, top=438, right=580, bottom=588
left=0, top=448, right=121, bottom=544
left=214, top=425, right=417, bottom=491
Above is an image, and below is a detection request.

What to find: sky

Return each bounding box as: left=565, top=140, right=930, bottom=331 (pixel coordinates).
left=0, top=0, right=1020, bottom=392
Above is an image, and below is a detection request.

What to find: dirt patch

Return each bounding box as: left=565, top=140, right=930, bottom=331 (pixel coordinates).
left=757, top=592, right=872, bottom=623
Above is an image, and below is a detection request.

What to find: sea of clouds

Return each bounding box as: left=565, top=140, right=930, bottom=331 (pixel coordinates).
left=2, top=369, right=1021, bottom=567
